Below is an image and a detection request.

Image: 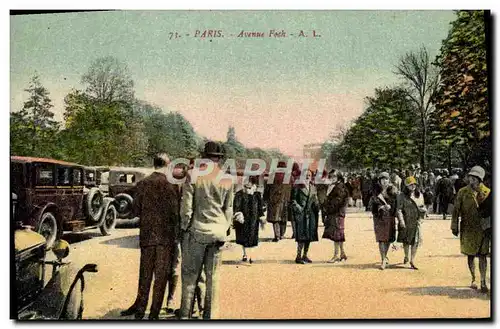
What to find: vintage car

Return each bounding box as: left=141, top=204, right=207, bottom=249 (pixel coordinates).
left=14, top=224, right=98, bottom=320
left=107, top=165, right=188, bottom=220
left=106, top=167, right=153, bottom=219
left=11, top=156, right=118, bottom=249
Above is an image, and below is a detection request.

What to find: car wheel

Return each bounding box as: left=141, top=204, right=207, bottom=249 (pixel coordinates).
left=86, top=188, right=104, bottom=222
left=37, top=212, right=58, bottom=249
left=114, top=193, right=133, bottom=218
left=99, top=205, right=117, bottom=236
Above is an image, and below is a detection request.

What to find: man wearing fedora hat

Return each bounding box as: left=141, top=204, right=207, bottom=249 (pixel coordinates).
left=179, top=141, right=234, bottom=319
left=451, top=165, right=491, bottom=293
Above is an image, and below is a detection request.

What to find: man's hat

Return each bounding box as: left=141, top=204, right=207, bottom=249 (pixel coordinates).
left=467, top=166, right=485, bottom=181
left=203, top=141, right=224, bottom=157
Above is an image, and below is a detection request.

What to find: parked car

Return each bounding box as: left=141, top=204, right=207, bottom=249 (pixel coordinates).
left=14, top=223, right=98, bottom=320
left=107, top=167, right=153, bottom=219
left=11, top=156, right=118, bottom=249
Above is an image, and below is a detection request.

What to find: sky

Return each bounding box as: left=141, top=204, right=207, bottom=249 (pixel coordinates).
left=10, top=10, right=456, bottom=157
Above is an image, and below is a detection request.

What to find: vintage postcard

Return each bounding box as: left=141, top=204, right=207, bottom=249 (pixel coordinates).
left=10, top=9, right=492, bottom=320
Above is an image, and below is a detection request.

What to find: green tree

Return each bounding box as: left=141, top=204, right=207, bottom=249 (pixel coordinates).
left=224, top=126, right=246, bottom=159
left=433, top=10, right=490, bottom=171
left=337, top=87, right=419, bottom=170
left=10, top=75, right=60, bottom=157
left=81, top=56, right=135, bottom=103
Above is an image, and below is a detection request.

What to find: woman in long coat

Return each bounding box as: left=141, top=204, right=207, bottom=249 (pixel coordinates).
left=396, top=176, right=427, bottom=270
left=233, top=176, right=265, bottom=264
left=322, top=170, right=349, bottom=263
left=291, top=169, right=320, bottom=264
left=264, top=162, right=292, bottom=242
left=451, top=166, right=490, bottom=293
left=371, top=172, right=398, bottom=270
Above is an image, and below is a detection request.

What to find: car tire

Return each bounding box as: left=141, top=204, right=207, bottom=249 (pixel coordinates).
left=37, top=211, right=58, bottom=250
left=114, top=193, right=134, bottom=218
left=99, top=205, right=117, bottom=236
left=85, top=188, right=104, bottom=222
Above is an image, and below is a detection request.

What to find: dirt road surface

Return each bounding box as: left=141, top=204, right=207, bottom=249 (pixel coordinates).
left=61, top=210, right=491, bottom=320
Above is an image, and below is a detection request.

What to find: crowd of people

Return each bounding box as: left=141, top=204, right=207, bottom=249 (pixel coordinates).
left=119, top=141, right=492, bottom=320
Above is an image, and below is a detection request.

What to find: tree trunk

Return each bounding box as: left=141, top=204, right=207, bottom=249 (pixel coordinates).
left=420, top=119, right=427, bottom=171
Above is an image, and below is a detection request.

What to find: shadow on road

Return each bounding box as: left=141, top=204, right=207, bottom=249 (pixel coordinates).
left=426, top=254, right=463, bottom=258
left=386, top=286, right=490, bottom=300
left=222, top=259, right=299, bottom=265
left=97, top=308, right=179, bottom=320
left=312, top=262, right=381, bottom=270
left=100, top=235, right=139, bottom=249
left=62, top=231, right=103, bottom=244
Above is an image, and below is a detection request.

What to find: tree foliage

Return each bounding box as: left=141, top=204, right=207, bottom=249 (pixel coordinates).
left=395, top=47, right=439, bottom=170
left=10, top=75, right=60, bottom=157
left=433, top=10, right=490, bottom=171
left=81, top=56, right=135, bottom=103
left=335, top=87, right=419, bottom=169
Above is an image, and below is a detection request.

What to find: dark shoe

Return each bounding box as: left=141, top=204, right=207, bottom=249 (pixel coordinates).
left=403, top=257, right=409, bottom=264
left=249, top=258, right=253, bottom=264
left=295, top=257, right=305, bottom=264
left=148, top=314, right=159, bottom=320
left=135, top=312, right=145, bottom=320
left=120, top=306, right=138, bottom=317
left=242, top=256, right=248, bottom=262
left=340, top=254, right=348, bottom=261
left=166, top=307, right=175, bottom=314
left=410, top=262, right=419, bottom=270
left=480, top=284, right=489, bottom=293
left=272, top=238, right=279, bottom=242
left=302, top=256, right=312, bottom=263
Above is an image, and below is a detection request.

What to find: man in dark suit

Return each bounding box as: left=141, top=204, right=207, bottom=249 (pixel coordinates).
left=121, top=154, right=180, bottom=320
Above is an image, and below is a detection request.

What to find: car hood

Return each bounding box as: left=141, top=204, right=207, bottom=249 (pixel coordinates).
left=15, top=229, right=46, bottom=254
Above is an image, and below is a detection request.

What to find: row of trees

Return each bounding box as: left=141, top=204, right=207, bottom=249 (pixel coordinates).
left=323, top=10, right=491, bottom=173
left=10, top=57, right=287, bottom=167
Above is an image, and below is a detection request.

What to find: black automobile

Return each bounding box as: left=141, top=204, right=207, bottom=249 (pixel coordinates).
left=14, top=224, right=98, bottom=320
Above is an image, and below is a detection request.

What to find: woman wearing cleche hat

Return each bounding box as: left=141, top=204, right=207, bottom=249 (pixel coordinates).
left=396, top=176, right=427, bottom=270
left=370, top=171, right=399, bottom=270
left=451, top=165, right=491, bottom=293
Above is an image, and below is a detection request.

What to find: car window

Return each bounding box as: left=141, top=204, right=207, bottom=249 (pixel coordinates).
left=36, top=164, right=55, bottom=186
left=56, top=166, right=72, bottom=186
left=73, top=168, right=83, bottom=186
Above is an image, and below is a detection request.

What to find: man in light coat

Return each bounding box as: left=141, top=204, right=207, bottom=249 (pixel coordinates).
left=179, top=141, right=234, bottom=319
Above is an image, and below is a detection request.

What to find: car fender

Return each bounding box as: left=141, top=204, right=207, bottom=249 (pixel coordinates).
left=97, top=197, right=115, bottom=227
left=18, top=262, right=82, bottom=319
left=27, top=202, right=58, bottom=228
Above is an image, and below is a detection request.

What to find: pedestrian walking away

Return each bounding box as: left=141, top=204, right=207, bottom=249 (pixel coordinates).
left=179, top=141, right=234, bottom=319
left=121, top=154, right=180, bottom=320
left=263, top=161, right=292, bottom=242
